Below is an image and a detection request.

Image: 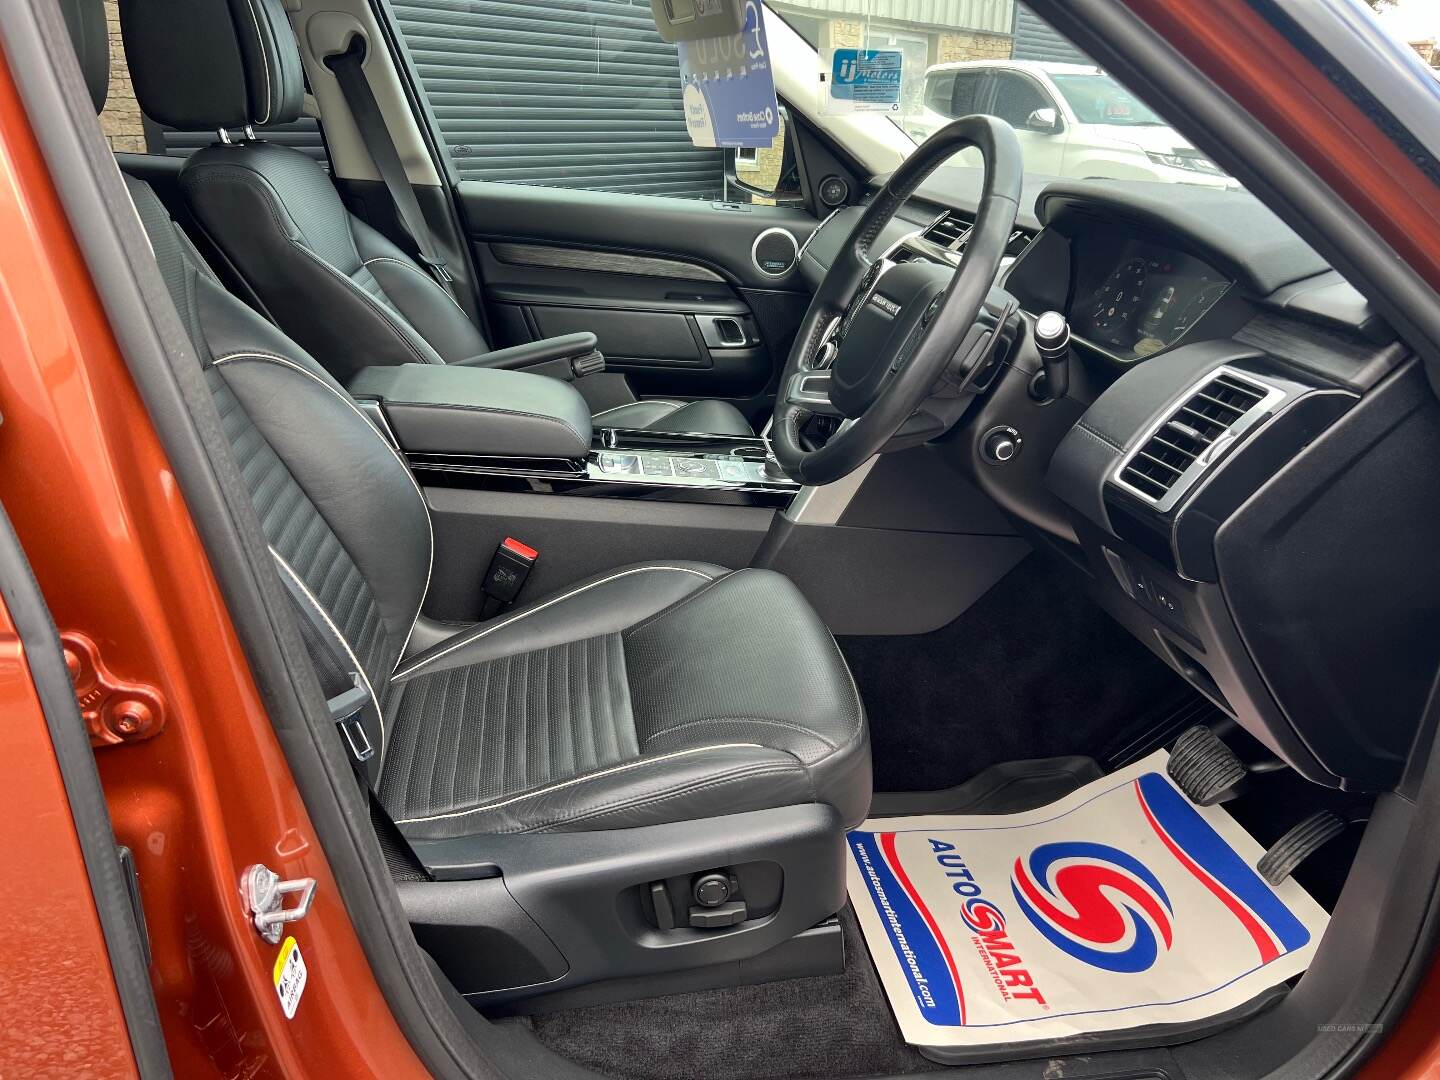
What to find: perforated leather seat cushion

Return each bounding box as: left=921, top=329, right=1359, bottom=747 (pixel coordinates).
left=380, top=566, right=870, bottom=838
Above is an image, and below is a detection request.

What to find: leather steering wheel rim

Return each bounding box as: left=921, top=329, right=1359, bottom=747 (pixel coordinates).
left=771, top=115, right=1023, bottom=486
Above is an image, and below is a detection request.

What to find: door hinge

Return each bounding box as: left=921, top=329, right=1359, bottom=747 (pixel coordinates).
left=62, top=631, right=166, bottom=747
left=241, top=864, right=317, bottom=944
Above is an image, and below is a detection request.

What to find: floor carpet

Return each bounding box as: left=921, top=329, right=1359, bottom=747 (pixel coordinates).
left=839, top=554, right=1195, bottom=793
left=530, top=907, right=940, bottom=1080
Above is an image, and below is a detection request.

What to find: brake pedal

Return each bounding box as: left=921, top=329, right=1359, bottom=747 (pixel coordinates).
left=1257, top=811, right=1347, bottom=886
left=1167, top=725, right=1246, bottom=806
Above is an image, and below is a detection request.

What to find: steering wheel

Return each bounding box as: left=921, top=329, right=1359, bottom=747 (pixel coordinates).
left=771, top=115, right=1023, bottom=486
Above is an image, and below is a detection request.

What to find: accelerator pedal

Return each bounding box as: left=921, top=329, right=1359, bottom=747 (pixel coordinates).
left=1257, top=811, right=1347, bottom=886
left=1167, top=726, right=1247, bottom=806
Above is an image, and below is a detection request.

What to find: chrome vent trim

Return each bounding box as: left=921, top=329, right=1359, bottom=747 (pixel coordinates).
left=1111, top=365, right=1287, bottom=513
left=923, top=210, right=970, bottom=249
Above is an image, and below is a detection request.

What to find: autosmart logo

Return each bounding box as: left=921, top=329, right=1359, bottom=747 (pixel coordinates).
left=930, top=841, right=1049, bottom=1008
left=1011, top=841, right=1175, bottom=973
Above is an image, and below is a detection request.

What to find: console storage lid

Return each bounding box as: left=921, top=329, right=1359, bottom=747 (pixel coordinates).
left=349, top=364, right=593, bottom=461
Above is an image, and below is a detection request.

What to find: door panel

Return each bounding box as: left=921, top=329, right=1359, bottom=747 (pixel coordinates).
left=458, top=181, right=814, bottom=401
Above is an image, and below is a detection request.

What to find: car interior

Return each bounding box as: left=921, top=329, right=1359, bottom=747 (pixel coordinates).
left=44, top=0, right=1440, bottom=1075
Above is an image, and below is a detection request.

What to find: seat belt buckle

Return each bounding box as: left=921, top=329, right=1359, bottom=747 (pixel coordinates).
left=328, top=675, right=374, bottom=764
left=481, top=537, right=538, bottom=617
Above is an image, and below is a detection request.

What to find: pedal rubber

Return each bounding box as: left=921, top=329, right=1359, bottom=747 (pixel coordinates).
left=1167, top=726, right=1246, bottom=806
left=1257, top=810, right=1347, bottom=886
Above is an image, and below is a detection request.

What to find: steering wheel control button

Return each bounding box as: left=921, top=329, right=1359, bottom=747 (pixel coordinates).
left=982, top=425, right=1022, bottom=465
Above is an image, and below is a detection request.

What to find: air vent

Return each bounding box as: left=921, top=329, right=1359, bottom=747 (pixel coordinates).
left=924, top=211, right=970, bottom=249
left=1115, top=367, right=1284, bottom=510
left=1005, top=229, right=1032, bottom=259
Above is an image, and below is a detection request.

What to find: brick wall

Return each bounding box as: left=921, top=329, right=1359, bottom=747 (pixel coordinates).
left=937, top=30, right=1013, bottom=64
left=97, top=0, right=146, bottom=153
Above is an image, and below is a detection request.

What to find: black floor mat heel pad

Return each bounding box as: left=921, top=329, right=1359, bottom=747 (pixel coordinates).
left=848, top=751, right=1328, bottom=1063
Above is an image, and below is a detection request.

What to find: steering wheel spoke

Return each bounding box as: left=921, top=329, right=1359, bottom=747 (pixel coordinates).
left=770, top=115, right=1022, bottom=486
left=784, top=370, right=844, bottom=417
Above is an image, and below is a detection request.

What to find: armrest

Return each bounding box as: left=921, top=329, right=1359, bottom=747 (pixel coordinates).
left=455, top=332, right=605, bottom=378
left=348, top=364, right=593, bottom=461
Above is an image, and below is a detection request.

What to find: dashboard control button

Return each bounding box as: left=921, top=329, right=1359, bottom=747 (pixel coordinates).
left=981, top=425, right=1022, bottom=465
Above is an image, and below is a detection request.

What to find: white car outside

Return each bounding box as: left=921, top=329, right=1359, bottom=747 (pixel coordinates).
left=906, top=60, right=1238, bottom=189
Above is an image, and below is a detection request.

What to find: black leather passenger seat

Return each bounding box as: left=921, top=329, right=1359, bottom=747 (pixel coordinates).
left=63, top=0, right=869, bottom=841
left=114, top=0, right=757, bottom=438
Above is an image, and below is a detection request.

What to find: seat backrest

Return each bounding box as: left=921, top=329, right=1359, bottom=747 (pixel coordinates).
left=126, top=164, right=433, bottom=779
left=117, top=0, right=490, bottom=382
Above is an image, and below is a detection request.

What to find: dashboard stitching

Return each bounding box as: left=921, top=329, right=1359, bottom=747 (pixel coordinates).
left=1076, top=420, right=1125, bottom=452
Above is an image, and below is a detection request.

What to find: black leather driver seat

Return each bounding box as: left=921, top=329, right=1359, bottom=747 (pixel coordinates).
left=66, top=0, right=869, bottom=845
left=115, top=0, right=757, bottom=439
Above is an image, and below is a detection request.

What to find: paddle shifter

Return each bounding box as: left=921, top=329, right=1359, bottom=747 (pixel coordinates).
left=1034, top=310, right=1071, bottom=401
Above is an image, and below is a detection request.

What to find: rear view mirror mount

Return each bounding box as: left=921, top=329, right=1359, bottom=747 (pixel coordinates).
left=650, top=0, right=746, bottom=42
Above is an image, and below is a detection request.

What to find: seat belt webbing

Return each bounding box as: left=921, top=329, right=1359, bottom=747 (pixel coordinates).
left=324, top=37, right=458, bottom=298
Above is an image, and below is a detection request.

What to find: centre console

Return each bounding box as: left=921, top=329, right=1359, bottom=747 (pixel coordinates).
left=348, top=363, right=797, bottom=508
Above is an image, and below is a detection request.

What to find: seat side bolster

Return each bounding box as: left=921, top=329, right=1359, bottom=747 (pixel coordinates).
left=393, top=744, right=812, bottom=838
left=392, top=562, right=729, bottom=680
left=352, top=218, right=490, bottom=363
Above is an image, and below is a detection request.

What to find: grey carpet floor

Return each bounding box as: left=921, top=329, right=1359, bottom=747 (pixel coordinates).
left=529, top=907, right=940, bottom=1080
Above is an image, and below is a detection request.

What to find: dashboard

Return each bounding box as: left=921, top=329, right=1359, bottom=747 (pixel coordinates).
left=799, top=172, right=1439, bottom=797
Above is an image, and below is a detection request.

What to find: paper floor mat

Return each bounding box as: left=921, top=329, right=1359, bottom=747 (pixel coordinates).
left=846, top=750, right=1329, bottom=1053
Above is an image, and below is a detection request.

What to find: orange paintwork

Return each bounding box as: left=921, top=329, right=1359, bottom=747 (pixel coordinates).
left=0, top=578, right=138, bottom=1077
left=0, top=0, right=1437, bottom=1076
left=1124, top=0, right=1440, bottom=296
left=0, top=46, right=427, bottom=1080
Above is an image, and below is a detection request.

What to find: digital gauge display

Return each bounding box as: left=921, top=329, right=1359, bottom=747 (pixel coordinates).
left=1071, top=237, right=1231, bottom=361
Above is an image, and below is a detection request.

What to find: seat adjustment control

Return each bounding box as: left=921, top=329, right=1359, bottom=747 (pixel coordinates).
left=687, top=870, right=746, bottom=928
left=693, top=872, right=733, bottom=907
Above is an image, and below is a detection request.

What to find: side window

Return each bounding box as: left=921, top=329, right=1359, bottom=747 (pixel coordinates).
left=925, top=73, right=956, bottom=117
left=989, top=72, right=1052, bottom=128
left=949, top=71, right=986, bottom=118
left=96, top=0, right=329, bottom=166
left=388, top=0, right=726, bottom=201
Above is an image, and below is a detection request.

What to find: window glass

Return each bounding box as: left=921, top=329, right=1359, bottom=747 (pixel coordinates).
left=989, top=72, right=1051, bottom=128
left=949, top=71, right=985, bottom=118
left=774, top=0, right=1239, bottom=188
left=924, top=72, right=955, bottom=116
left=1050, top=74, right=1166, bottom=126
left=390, top=0, right=728, bottom=201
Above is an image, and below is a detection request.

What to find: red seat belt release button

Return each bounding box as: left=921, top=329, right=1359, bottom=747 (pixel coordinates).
left=483, top=537, right=538, bottom=615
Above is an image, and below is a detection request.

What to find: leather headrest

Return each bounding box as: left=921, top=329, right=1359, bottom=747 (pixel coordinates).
left=119, top=0, right=304, bottom=130
left=59, top=0, right=109, bottom=114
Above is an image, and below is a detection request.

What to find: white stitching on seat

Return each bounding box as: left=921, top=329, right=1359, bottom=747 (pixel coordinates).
left=392, top=743, right=765, bottom=824
left=239, top=0, right=273, bottom=124
left=362, top=257, right=467, bottom=314
left=590, top=400, right=684, bottom=421
left=212, top=351, right=434, bottom=664
left=392, top=565, right=717, bottom=681
left=270, top=548, right=386, bottom=760
left=291, top=244, right=445, bottom=365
